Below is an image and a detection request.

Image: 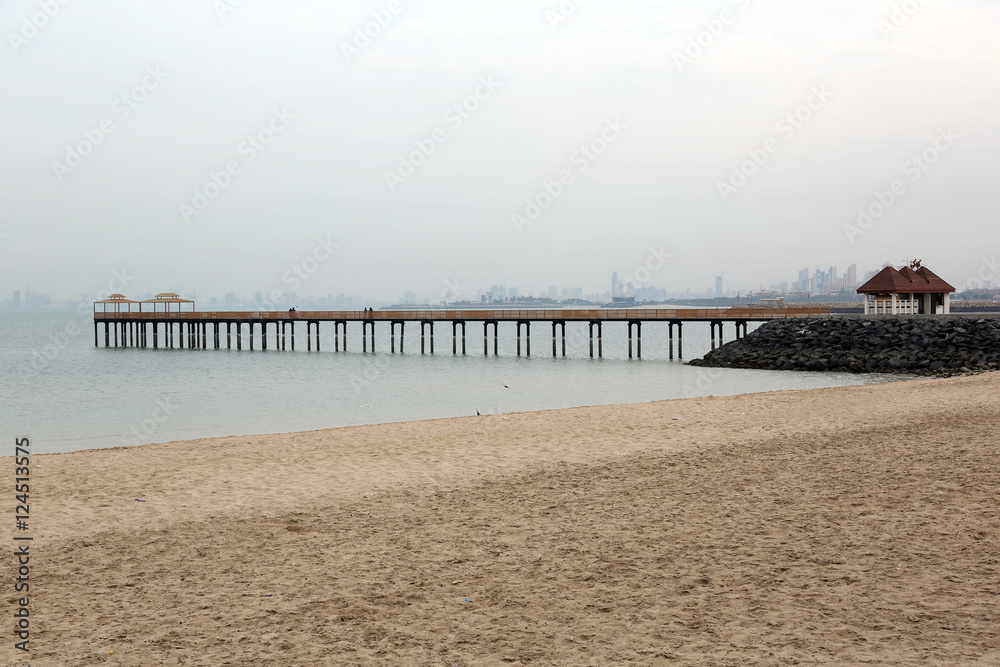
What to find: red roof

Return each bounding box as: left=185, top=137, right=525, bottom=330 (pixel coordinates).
left=857, top=266, right=956, bottom=294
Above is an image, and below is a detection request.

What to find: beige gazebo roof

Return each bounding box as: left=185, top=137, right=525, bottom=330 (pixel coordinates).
left=95, top=294, right=140, bottom=303
left=142, top=293, right=195, bottom=303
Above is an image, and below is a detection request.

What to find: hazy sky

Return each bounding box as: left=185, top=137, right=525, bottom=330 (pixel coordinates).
left=2, top=0, right=999, bottom=303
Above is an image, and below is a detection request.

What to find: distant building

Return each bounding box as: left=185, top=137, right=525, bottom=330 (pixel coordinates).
left=715, top=276, right=723, bottom=298
left=846, top=263, right=858, bottom=288
left=857, top=263, right=955, bottom=314
left=225, top=292, right=236, bottom=309
left=12, top=290, right=20, bottom=310
left=611, top=272, right=619, bottom=298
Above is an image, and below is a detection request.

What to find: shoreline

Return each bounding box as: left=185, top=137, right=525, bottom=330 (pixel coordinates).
left=6, top=372, right=999, bottom=664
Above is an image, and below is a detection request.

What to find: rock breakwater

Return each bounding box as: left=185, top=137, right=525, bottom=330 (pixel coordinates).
left=689, top=317, right=1000, bottom=375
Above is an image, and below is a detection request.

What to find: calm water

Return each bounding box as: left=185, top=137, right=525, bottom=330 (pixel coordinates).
left=1, top=312, right=902, bottom=454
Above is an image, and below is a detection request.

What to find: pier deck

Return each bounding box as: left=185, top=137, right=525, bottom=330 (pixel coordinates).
left=93, top=307, right=831, bottom=359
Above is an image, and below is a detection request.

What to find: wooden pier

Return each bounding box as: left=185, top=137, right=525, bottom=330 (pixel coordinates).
left=93, top=306, right=830, bottom=359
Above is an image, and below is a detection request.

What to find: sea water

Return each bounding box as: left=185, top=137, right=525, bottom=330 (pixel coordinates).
left=0, top=312, right=902, bottom=454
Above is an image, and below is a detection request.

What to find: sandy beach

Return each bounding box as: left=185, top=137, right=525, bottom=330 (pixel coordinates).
left=4, top=373, right=1000, bottom=666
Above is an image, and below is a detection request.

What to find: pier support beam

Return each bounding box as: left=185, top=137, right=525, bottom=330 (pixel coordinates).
left=333, top=322, right=339, bottom=351
left=482, top=321, right=498, bottom=356
left=226, top=323, right=231, bottom=349
left=677, top=322, right=683, bottom=359
left=550, top=321, right=567, bottom=357
left=308, top=322, right=313, bottom=351
left=588, top=321, right=604, bottom=358
left=516, top=321, right=533, bottom=356
left=390, top=321, right=404, bottom=353
left=316, top=321, right=321, bottom=351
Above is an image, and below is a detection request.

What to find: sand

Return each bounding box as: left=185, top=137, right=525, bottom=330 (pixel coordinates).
left=3, top=373, right=999, bottom=665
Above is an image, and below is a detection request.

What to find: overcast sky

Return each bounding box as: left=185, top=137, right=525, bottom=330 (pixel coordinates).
left=2, top=0, right=999, bottom=303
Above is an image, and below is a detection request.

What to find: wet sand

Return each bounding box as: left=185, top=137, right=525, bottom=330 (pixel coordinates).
left=4, top=372, right=999, bottom=665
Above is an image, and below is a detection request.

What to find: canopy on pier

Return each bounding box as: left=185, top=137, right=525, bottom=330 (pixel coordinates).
left=93, top=294, right=140, bottom=314
left=141, top=293, right=196, bottom=313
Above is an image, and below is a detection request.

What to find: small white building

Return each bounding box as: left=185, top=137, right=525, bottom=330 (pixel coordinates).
left=857, top=264, right=955, bottom=315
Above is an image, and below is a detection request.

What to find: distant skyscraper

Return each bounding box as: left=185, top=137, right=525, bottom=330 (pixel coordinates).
left=715, top=276, right=723, bottom=298
left=12, top=290, right=20, bottom=309
left=224, top=292, right=236, bottom=309
left=611, top=272, right=619, bottom=298
left=846, top=263, right=857, bottom=287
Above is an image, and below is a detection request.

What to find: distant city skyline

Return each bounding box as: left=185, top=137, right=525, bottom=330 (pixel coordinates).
left=5, top=259, right=996, bottom=312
